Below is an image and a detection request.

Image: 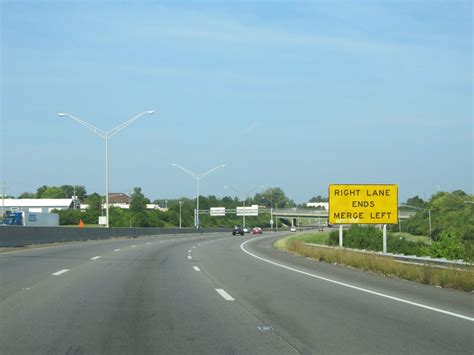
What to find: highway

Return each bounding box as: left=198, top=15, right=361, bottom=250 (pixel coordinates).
left=0, top=232, right=472, bottom=354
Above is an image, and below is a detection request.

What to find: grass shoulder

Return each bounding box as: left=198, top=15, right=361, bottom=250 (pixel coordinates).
left=273, top=231, right=330, bottom=250
left=274, top=237, right=474, bottom=292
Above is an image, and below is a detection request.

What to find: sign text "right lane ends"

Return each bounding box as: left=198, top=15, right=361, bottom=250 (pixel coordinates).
left=329, top=184, right=398, bottom=224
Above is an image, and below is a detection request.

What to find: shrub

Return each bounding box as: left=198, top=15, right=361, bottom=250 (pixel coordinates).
left=57, top=209, right=83, bottom=225
left=328, top=225, right=469, bottom=260
left=387, top=237, right=430, bottom=257
left=430, top=232, right=465, bottom=260
left=328, top=225, right=382, bottom=251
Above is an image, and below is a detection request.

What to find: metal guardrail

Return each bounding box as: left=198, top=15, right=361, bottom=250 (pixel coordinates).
left=302, top=242, right=471, bottom=268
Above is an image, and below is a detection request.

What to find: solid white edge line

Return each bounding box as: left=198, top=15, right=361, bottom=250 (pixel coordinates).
left=193, top=266, right=201, bottom=271
left=240, top=238, right=474, bottom=322
left=52, top=269, right=69, bottom=276
left=215, top=288, right=235, bottom=301
left=91, top=256, right=101, bottom=260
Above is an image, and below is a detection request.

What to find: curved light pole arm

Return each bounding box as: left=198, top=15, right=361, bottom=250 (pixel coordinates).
left=246, top=185, right=265, bottom=199
left=224, top=186, right=241, bottom=197
left=172, top=164, right=197, bottom=179
left=200, top=164, right=225, bottom=179
left=173, top=163, right=225, bottom=228
left=400, top=204, right=426, bottom=212
left=224, top=184, right=263, bottom=228
left=108, top=110, right=155, bottom=138
left=59, top=110, right=156, bottom=228
left=59, top=113, right=105, bottom=138
left=400, top=204, right=432, bottom=238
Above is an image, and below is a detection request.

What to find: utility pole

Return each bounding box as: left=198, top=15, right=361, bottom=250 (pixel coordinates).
left=129, top=189, right=132, bottom=227
left=1, top=181, right=8, bottom=223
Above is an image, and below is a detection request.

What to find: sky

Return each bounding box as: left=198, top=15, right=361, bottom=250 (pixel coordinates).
left=1, top=0, right=472, bottom=203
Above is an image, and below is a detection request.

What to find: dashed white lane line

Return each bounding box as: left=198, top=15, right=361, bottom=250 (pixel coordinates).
left=91, top=256, right=101, bottom=260
left=188, top=250, right=192, bottom=253
left=193, top=266, right=201, bottom=272
left=240, top=238, right=474, bottom=323
left=215, top=288, right=235, bottom=301
left=146, top=242, right=151, bottom=245
left=192, top=246, right=196, bottom=249
left=52, top=269, right=69, bottom=276
left=114, top=249, right=121, bottom=252
left=131, top=245, right=137, bottom=248
left=187, top=255, right=192, bottom=260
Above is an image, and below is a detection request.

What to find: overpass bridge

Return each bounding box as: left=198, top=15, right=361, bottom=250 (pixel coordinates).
left=271, top=209, right=416, bottom=228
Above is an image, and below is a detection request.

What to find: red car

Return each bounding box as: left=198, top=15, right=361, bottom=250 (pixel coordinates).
left=252, top=227, right=262, bottom=234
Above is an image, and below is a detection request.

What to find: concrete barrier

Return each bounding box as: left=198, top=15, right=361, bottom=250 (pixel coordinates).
left=0, top=226, right=229, bottom=247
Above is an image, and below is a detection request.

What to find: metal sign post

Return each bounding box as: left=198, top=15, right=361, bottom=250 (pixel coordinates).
left=339, top=225, right=343, bottom=247
left=329, top=184, right=398, bottom=252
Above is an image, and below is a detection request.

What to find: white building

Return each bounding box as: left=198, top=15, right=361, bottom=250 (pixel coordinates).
left=306, top=202, right=329, bottom=210
left=1, top=199, right=74, bottom=213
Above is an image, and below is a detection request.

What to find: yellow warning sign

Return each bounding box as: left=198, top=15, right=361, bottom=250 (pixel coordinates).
left=329, top=184, right=398, bottom=224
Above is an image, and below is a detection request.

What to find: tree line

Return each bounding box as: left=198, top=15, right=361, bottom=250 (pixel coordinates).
left=11, top=185, right=473, bottom=256
left=14, top=185, right=296, bottom=228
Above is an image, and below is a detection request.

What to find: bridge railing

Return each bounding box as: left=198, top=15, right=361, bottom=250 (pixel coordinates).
left=272, top=209, right=416, bottom=218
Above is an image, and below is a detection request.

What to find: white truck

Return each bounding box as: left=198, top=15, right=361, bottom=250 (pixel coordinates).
left=4, top=211, right=59, bottom=226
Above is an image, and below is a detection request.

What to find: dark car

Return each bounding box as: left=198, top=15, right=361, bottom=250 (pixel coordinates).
left=232, top=225, right=244, bottom=236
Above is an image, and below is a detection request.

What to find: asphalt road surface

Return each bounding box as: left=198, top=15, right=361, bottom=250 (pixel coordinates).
left=1, top=232, right=473, bottom=354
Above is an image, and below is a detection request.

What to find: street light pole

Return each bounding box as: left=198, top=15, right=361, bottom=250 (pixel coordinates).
left=261, top=189, right=275, bottom=230
left=59, top=110, right=155, bottom=227
left=172, top=163, right=225, bottom=228
left=224, top=185, right=264, bottom=227
left=196, top=178, right=200, bottom=227
left=179, top=201, right=182, bottom=228
left=400, top=204, right=432, bottom=239
left=105, top=131, right=109, bottom=228
left=428, top=209, right=432, bottom=239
